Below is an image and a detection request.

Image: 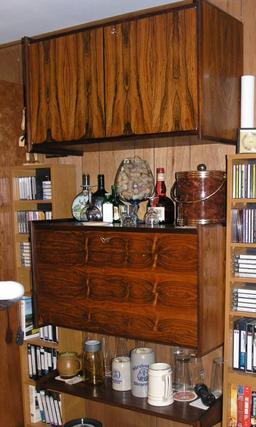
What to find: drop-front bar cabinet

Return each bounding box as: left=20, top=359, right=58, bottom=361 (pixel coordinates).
left=31, top=220, right=225, bottom=356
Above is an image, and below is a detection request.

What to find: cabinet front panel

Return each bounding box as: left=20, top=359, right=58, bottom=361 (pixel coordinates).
left=35, top=267, right=197, bottom=347
left=33, top=230, right=85, bottom=265
left=85, top=231, right=198, bottom=272
left=49, top=28, right=105, bottom=140
left=104, top=7, right=198, bottom=137
left=27, top=27, right=105, bottom=144
left=27, top=41, right=49, bottom=143
left=32, top=228, right=198, bottom=347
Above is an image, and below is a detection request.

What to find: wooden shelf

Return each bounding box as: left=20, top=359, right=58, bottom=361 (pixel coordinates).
left=226, top=369, right=256, bottom=387
left=37, top=371, right=222, bottom=427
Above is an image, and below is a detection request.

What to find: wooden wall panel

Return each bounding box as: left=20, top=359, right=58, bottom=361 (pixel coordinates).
left=0, top=44, right=25, bottom=427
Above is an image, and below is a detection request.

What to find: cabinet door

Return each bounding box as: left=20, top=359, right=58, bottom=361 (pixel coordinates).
left=104, top=7, right=198, bottom=137
left=26, top=27, right=105, bottom=145
left=26, top=40, right=49, bottom=144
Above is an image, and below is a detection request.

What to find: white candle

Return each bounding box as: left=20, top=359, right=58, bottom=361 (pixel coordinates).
left=241, top=75, right=255, bottom=128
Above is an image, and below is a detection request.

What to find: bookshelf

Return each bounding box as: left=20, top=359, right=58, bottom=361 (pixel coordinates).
left=223, top=154, right=256, bottom=426
left=11, top=163, right=85, bottom=427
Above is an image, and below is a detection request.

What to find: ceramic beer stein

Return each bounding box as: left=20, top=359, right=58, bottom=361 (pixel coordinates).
left=131, top=347, right=155, bottom=398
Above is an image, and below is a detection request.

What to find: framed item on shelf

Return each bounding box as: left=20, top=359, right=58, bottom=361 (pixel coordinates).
left=237, top=128, right=256, bottom=153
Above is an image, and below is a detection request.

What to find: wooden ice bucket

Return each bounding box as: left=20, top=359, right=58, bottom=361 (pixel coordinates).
left=171, top=164, right=226, bottom=226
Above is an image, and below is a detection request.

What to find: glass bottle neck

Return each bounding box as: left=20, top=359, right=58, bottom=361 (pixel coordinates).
left=97, top=175, right=105, bottom=190
left=155, top=180, right=166, bottom=197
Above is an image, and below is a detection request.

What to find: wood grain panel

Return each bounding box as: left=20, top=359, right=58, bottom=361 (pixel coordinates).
left=0, top=45, right=25, bottom=427
left=104, top=7, right=198, bottom=137
left=27, top=41, right=49, bottom=143
left=199, top=0, right=243, bottom=141
left=49, top=28, right=105, bottom=140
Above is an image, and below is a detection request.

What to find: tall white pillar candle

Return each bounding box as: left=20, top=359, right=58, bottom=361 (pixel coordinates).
left=241, top=75, right=255, bottom=128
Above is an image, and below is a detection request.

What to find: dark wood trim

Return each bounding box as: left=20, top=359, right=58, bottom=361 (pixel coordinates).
left=24, top=1, right=194, bottom=43
left=36, top=371, right=222, bottom=427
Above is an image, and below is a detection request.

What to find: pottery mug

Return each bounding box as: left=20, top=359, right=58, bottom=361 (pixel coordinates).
left=148, top=363, right=173, bottom=406
left=131, top=347, right=155, bottom=398
left=57, top=351, right=82, bottom=378
left=112, top=356, right=131, bottom=391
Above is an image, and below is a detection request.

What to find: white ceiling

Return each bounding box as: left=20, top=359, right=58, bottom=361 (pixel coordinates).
left=0, top=0, right=178, bottom=45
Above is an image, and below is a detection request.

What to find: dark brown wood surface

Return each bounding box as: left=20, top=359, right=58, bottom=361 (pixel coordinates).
left=31, top=222, right=225, bottom=355
left=199, top=0, right=243, bottom=142
left=37, top=371, right=222, bottom=427
left=23, top=0, right=242, bottom=153
left=104, top=7, right=198, bottom=136
left=25, top=27, right=105, bottom=146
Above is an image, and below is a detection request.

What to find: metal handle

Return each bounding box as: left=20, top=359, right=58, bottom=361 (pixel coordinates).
left=100, top=236, right=111, bottom=244
left=170, top=179, right=226, bottom=204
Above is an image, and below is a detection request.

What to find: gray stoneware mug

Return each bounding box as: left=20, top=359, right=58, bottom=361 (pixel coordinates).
left=130, top=347, right=155, bottom=398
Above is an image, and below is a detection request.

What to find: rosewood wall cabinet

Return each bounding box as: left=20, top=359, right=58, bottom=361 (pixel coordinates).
left=23, top=0, right=243, bottom=155
left=31, top=221, right=225, bottom=356
left=223, top=154, right=256, bottom=426
left=31, top=221, right=225, bottom=426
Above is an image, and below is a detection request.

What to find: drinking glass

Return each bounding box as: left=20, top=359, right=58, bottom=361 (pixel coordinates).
left=210, top=357, right=223, bottom=398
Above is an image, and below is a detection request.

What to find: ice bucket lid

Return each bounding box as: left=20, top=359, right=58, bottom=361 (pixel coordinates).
left=175, top=164, right=226, bottom=179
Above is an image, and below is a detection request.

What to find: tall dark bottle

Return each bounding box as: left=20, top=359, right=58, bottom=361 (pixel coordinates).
left=92, top=174, right=107, bottom=220
left=152, top=168, right=175, bottom=224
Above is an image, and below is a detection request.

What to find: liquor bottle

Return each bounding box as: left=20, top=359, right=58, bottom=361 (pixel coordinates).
left=71, top=174, right=90, bottom=221
left=151, top=167, right=175, bottom=224
left=102, top=193, right=113, bottom=223
left=92, top=174, right=107, bottom=220
left=109, top=185, right=124, bottom=223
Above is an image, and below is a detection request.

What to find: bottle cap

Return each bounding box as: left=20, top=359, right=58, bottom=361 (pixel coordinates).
left=156, top=167, right=165, bottom=173
left=84, top=339, right=101, bottom=352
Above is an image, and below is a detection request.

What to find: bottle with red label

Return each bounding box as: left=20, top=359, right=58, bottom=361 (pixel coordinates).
left=151, top=167, right=175, bottom=224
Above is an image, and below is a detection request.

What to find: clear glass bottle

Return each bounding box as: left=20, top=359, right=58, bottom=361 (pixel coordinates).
left=83, top=339, right=105, bottom=385
left=151, top=167, right=175, bottom=224
left=92, top=174, right=107, bottom=220
left=71, top=174, right=90, bottom=221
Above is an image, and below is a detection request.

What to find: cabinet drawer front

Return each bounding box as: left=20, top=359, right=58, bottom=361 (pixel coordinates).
left=85, top=232, right=154, bottom=268
left=34, top=266, right=197, bottom=347
left=32, top=230, right=85, bottom=265
left=85, top=231, right=197, bottom=272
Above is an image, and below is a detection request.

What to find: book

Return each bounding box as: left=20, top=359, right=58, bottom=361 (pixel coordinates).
left=243, top=385, right=252, bottom=427
left=229, top=384, right=237, bottom=427
left=20, top=296, right=39, bottom=340
left=237, top=385, right=245, bottom=426
left=239, top=318, right=253, bottom=371
left=233, top=319, right=240, bottom=369
left=246, top=320, right=255, bottom=372
left=29, top=384, right=41, bottom=423
left=36, top=391, right=46, bottom=423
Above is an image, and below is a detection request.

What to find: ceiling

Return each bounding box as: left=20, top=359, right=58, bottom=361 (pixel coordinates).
left=0, top=0, right=178, bottom=45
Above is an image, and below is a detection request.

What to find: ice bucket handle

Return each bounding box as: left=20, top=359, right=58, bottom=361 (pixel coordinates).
left=171, top=178, right=226, bottom=204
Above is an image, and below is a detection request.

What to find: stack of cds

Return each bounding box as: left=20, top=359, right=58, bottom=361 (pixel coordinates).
left=42, top=181, right=52, bottom=200
left=20, top=242, right=31, bottom=267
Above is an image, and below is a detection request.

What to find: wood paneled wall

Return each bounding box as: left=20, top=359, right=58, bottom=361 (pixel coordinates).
left=0, top=0, right=255, bottom=425
left=0, top=44, right=26, bottom=427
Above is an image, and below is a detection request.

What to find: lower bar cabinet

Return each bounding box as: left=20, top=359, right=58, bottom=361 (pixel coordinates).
left=30, top=221, right=225, bottom=425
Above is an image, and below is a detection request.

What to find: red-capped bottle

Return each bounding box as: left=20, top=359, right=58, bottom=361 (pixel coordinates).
left=152, top=168, right=175, bottom=224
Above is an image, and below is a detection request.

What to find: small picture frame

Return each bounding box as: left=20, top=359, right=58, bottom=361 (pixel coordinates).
left=237, top=128, right=256, bottom=153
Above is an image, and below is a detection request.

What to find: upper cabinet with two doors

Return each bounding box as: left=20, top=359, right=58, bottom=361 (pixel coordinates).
left=23, top=0, right=243, bottom=155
